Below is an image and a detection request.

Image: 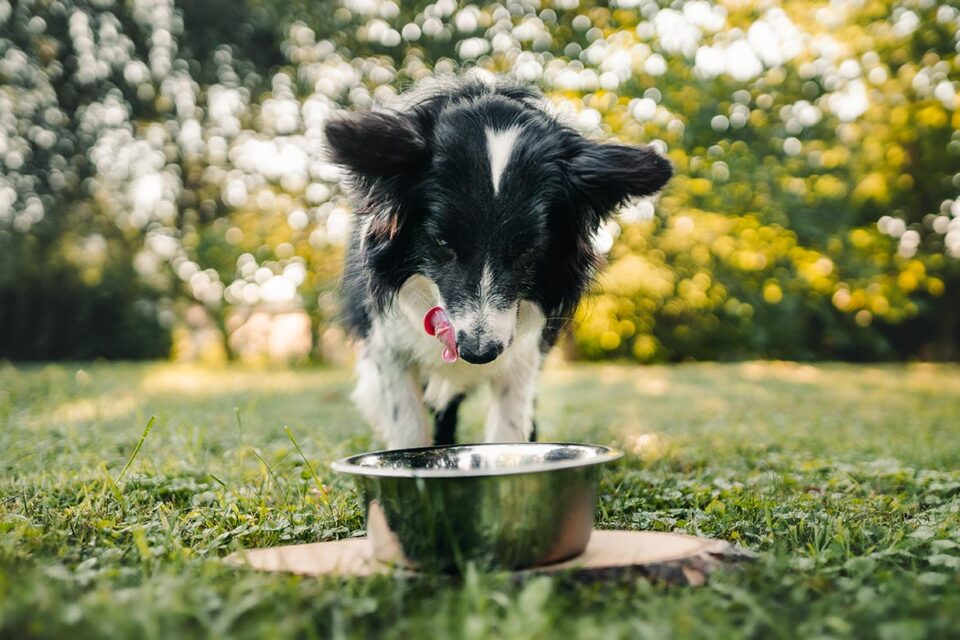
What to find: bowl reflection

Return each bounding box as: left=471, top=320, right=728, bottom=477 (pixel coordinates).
left=332, top=443, right=622, bottom=571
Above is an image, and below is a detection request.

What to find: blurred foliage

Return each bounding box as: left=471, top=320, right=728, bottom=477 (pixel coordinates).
left=1, top=0, right=959, bottom=361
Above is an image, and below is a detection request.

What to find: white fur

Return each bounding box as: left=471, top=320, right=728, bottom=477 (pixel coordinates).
left=485, top=304, right=544, bottom=442
left=352, top=345, right=431, bottom=449
left=446, top=262, right=518, bottom=356
left=352, top=274, right=546, bottom=448
left=357, top=216, right=373, bottom=251
left=480, top=262, right=494, bottom=307
left=485, top=127, right=521, bottom=195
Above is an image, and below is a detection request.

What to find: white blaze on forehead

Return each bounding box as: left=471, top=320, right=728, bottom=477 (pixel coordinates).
left=479, top=261, right=516, bottom=344
left=485, top=126, right=522, bottom=195
left=479, top=262, right=494, bottom=307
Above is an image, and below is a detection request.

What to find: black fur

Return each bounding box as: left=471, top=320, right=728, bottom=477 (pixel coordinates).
left=327, top=79, right=671, bottom=444
left=324, top=111, right=430, bottom=177
left=433, top=394, right=464, bottom=445
left=328, top=80, right=672, bottom=346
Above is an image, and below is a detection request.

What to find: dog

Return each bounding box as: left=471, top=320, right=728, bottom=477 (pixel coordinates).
left=324, top=79, right=672, bottom=449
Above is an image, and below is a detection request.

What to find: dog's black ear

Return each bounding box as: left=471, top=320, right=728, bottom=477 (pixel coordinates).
left=324, top=110, right=430, bottom=177
left=568, top=142, right=672, bottom=222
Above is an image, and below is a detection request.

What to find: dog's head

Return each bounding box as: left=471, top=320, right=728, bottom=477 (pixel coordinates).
left=326, top=82, right=672, bottom=364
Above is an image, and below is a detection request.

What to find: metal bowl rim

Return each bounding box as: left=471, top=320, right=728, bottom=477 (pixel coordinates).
left=330, top=442, right=623, bottom=479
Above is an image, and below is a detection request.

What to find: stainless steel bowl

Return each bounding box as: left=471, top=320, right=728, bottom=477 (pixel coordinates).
left=331, top=443, right=622, bottom=571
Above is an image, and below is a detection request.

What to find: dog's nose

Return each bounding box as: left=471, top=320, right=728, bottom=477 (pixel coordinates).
left=457, top=332, right=503, bottom=365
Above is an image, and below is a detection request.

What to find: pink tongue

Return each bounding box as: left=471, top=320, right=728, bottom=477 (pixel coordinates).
left=423, top=306, right=459, bottom=363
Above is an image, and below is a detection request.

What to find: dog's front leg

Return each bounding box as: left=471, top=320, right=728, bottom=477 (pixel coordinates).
left=484, top=353, right=541, bottom=443
left=352, top=345, right=431, bottom=449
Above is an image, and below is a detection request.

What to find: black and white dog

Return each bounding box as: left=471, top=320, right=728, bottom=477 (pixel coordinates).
left=324, top=80, right=671, bottom=449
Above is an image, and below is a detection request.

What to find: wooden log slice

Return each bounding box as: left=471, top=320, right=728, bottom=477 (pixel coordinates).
left=225, top=531, right=754, bottom=586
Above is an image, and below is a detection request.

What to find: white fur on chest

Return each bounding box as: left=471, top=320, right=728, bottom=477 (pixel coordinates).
left=352, top=274, right=546, bottom=447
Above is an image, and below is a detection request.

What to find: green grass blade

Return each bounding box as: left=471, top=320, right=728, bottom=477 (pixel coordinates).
left=252, top=448, right=288, bottom=506
left=99, top=463, right=126, bottom=511
left=208, top=473, right=228, bottom=489
left=284, top=425, right=332, bottom=511
left=116, top=415, right=156, bottom=484
left=234, top=406, right=244, bottom=443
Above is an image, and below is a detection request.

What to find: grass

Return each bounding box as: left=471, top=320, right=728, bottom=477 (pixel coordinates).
left=1, top=360, right=959, bottom=639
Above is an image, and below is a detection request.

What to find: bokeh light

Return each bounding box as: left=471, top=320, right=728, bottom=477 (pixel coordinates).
left=1, top=0, right=958, bottom=362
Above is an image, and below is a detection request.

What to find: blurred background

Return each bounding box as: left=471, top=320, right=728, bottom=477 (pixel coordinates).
left=1, top=0, right=957, bottom=364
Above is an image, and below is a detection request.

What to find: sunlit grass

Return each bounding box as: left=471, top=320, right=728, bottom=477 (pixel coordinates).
left=1, top=361, right=959, bottom=638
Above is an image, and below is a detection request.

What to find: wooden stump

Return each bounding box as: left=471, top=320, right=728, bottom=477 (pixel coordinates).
left=225, top=530, right=754, bottom=586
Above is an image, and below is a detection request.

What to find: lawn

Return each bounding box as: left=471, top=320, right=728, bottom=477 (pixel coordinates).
left=1, top=360, right=959, bottom=639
